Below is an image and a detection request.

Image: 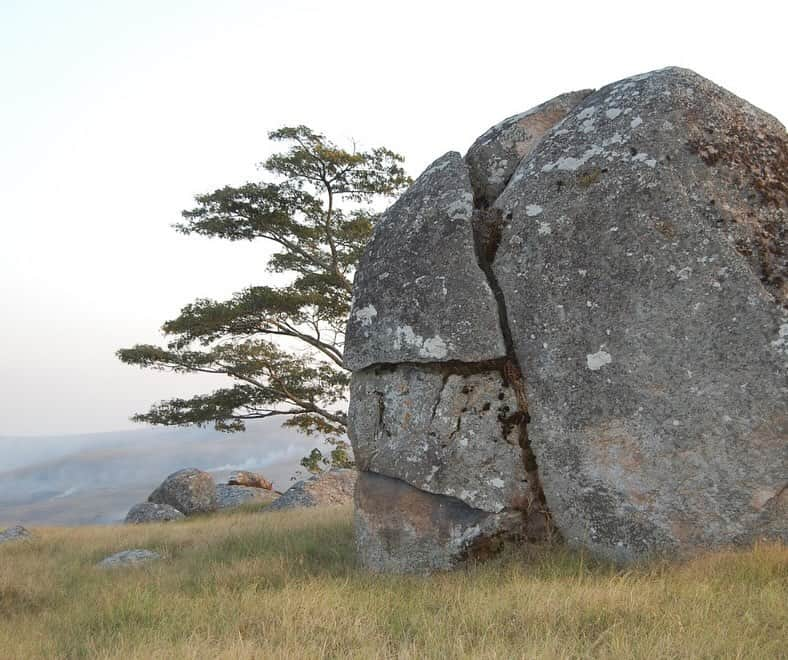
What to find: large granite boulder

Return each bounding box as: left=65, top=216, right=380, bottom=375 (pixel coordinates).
left=227, top=471, right=273, bottom=490
left=148, top=468, right=218, bottom=515
left=266, top=469, right=357, bottom=511
left=346, top=66, right=787, bottom=571
left=0, top=525, right=32, bottom=544
left=124, top=502, right=185, bottom=524
left=492, top=67, right=787, bottom=562
left=216, top=484, right=279, bottom=509
left=344, top=151, right=506, bottom=371
left=465, top=90, right=593, bottom=207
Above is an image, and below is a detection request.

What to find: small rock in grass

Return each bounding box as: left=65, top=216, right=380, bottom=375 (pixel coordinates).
left=0, top=525, right=32, bottom=544
left=97, top=549, right=161, bottom=568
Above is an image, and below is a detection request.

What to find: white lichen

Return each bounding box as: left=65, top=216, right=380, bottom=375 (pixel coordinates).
left=587, top=349, right=613, bottom=371
left=526, top=204, right=543, bottom=217
left=353, top=305, right=378, bottom=327
left=541, top=145, right=604, bottom=173
left=771, top=323, right=788, bottom=355
left=445, top=191, right=474, bottom=220
left=577, top=106, right=597, bottom=120
left=390, top=325, right=449, bottom=359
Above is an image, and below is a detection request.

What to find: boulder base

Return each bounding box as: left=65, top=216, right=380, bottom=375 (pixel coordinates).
left=355, top=471, right=522, bottom=573
left=124, top=502, right=185, bottom=524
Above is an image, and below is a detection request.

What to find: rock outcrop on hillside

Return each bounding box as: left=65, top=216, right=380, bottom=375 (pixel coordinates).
left=125, top=468, right=280, bottom=520
left=346, top=67, right=787, bottom=572
left=148, top=468, right=218, bottom=515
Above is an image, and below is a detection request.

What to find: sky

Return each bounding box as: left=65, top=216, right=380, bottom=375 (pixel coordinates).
left=1, top=0, right=786, bottom=435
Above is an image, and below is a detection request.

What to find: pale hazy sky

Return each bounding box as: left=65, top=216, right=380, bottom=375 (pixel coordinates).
left=1, top=0, right=786, bottom=435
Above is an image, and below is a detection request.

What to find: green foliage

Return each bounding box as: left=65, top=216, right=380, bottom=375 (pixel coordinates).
left=298, top=441, right=354, bottom=474
left=118, top=126, right=411, bottom=467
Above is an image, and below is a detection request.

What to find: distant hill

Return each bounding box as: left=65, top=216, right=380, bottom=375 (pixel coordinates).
left=0, top=420, right=329, bottom=526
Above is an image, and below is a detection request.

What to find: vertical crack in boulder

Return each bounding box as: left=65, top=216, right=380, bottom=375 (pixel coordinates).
left=471, top=206, right=553, bottom=541
left=349, top=67, right=787, bottom=572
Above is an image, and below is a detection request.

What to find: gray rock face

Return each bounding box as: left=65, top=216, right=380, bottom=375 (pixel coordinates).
left=349, top=365, right=528, bottom=513
left=148, top=468, right=218, bottom=515
left=0, top=525, right=31, bottom=544
left=493, top=67, right=787, bottom=561
left=344, top=151, right=506, bottom=371
left=124, top=502, right=185, bottom=524
left=97, top=549, right=161, bottom=569
left=216, top=484, right=279, bottom=509
left=355, top=471, right=522, bottom=573
left=347, top=66, right=787, bottom=571
left=465, top=90, right=593, bottom=207
left=266, top=469, right=357, bottom=511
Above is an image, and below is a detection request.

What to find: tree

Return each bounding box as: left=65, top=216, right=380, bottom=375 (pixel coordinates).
left=118, top=126, right=410, bottom=470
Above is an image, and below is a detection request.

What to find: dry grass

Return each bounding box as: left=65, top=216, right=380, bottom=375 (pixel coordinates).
left=0, top=505, right=786, bottom=659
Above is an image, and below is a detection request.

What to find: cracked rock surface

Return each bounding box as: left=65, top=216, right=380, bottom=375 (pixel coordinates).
left=346, top=66, right=787, bottom=572
left=349, top=365, right=528, bottom=513
left=494, top=67, right=787, bottom=562
left=465, top=89, right=593, bottom=207
left=344, top=152, right=506, bottom=371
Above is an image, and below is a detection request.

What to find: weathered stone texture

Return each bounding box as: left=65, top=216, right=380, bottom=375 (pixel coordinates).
left=493, top=67, right=788, bottom=561
left=148, top=468, right=218, bottom=515
left=354, top=471, right=522, bottom=573
left=349, top=365, right=528, bottom=513
left=346, top=66, right=787, bottom=571
left=344, top=151, right=506, bottom=371
left=216, top=484, right=279, bottom=509
left=466, top=90, right=593, bottom=207
left=124, top=502, right=185, bottom=524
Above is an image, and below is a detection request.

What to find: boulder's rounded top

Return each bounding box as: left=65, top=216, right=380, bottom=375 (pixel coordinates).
left=148, top=467, right=218, bottom=515
left=466, top=89, right=593, bottom=206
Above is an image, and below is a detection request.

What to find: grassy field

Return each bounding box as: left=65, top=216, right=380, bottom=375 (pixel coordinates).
left=0, top=505, right=786, bottom=659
